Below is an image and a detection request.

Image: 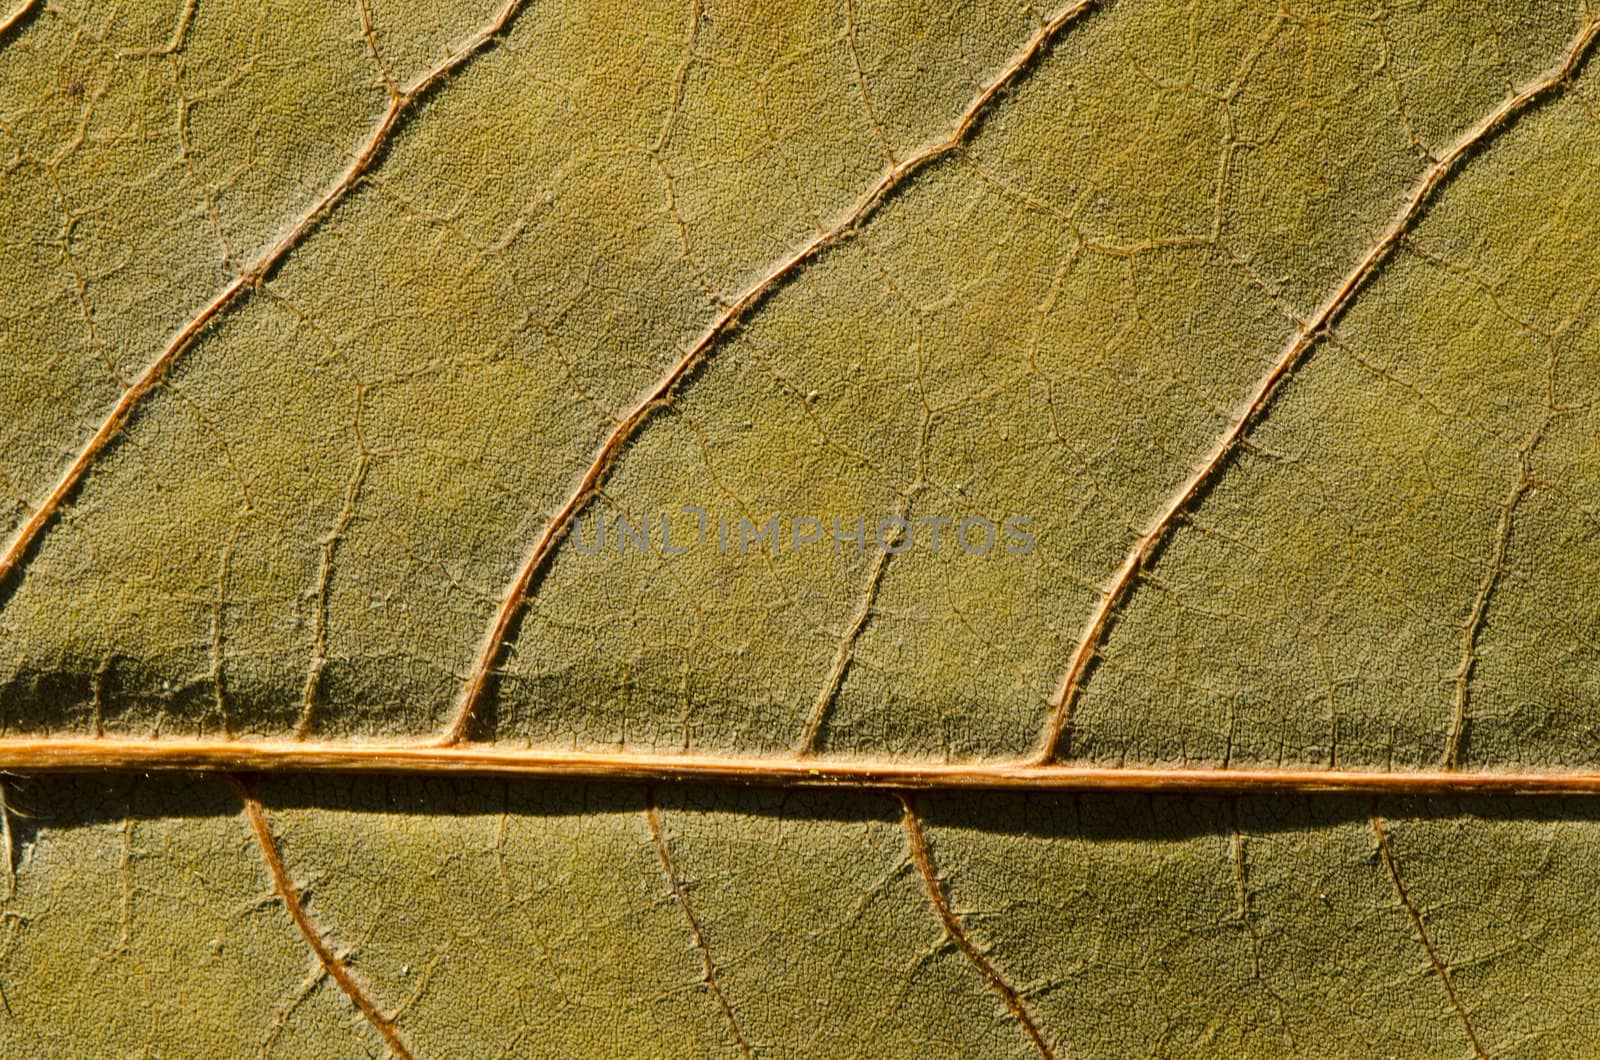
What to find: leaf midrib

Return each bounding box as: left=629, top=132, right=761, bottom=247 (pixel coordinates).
left=3, top=738, right=1600, bottom=794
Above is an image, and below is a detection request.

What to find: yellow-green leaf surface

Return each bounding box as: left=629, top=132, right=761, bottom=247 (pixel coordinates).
left=1, top=0, right=1599, bottom=1054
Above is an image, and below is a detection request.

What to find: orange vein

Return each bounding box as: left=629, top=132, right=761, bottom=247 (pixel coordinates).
left=0, top=0, right=531, bottom=601
left=1444, top=430, right=1537, bottom=769
left=1371, top=808, right=1487, bottom=1059
left=8, top=739, right=1600, bottom=793
left=1036, top=16, right=1600, bottom=762
left=0, top=0, right=38, bottom=39
left=235, top=780, right=415, bottom=1059
left=645, top=791, right=753, bottom=1057
left=439, top=0, right=1103, bottom=746
left=799, top=487, right=917, bottom=754
left=900, top=795, right=1054, bottom=1057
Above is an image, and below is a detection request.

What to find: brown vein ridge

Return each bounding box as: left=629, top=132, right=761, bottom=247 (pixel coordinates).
left=439, top=0, right=1102, bottom=746
left=1444, top=429, right=1538, bottom=769
left=1035, top=15, right=1600, bottom=763
left=798, top=487, right=918, bottom=754
left=0, top=0, right=531, bottom=602
left=1370, top=808, right=1488, bottom=1059
left=0, top=0, right=39, bottom=40
left=899, top=795, right=1054, bottom=1058
left=235, top=781, right=415, bottom=1059
left=9, top=738, right=1600, bottom=793
left=645, top=791, right=754, bottom=1058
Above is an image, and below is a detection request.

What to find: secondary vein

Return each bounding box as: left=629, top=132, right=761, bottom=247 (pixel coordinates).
left=1035, top=16, right=1600, bottom=763
left=1371, top=807, right=1487, bottom=1059
left=440, top=0, right=1103, bottom=746
left=900, top=794, right=1054, bottom=1058
left=234, top=779, right=415, bottom=1059
left=645, top=790, right=754, bottom=1057
left=0, top=0, right=532, bottom=603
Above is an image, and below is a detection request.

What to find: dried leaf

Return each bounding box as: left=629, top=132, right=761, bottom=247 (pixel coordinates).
left=1, top=0, right=1598, bottom=1054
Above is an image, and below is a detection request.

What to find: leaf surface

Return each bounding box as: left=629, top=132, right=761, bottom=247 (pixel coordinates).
left=1, top=0, right=1599, bottom=1054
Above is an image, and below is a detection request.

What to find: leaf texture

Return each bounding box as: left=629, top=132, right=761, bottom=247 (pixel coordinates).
left=1, top=0, right=1599, bottom=1054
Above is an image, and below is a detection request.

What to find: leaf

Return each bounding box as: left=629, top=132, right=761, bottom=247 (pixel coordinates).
left=0, top=0, right=1598, bottom=1054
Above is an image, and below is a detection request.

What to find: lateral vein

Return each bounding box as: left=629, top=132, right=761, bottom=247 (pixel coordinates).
left=234, top=779, right=415, bottom=1059
left=645, top=791, right=754, bottom=1057
left=900, top=795, right=1054, bottom=1058
left=1035, top=16, right=1600, bottom=763
left=1371, top=808, right=1487, bottom=1059
left=440, top=0, right=1103, bottom=746
left=0, top=0, right=532, bottom=602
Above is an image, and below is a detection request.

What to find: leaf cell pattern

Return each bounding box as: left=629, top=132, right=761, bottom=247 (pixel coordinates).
left=2, top=0, right=1600, bottom=1054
